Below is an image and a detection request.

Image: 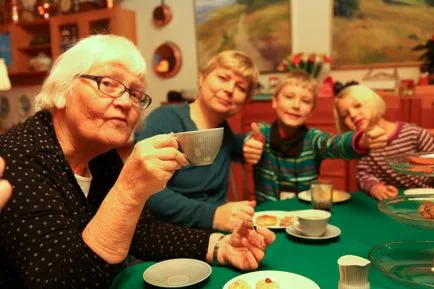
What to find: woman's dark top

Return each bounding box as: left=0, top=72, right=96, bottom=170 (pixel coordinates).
left=0, top=111, right=211, bottom=289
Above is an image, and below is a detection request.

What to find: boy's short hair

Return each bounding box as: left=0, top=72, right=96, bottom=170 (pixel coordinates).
left=200, top=50, right=259, bottom=101
left=274, top=70, right=319, bottom=109
left=334, top=84, right=386, bottom=133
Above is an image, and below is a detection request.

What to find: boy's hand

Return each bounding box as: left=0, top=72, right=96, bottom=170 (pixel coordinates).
left=243, top=123, right=265, bottom=165
left=359, top=114, right=387, bottom=152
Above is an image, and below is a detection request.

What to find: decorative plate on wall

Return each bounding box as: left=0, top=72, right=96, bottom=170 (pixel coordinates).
left=0, top=95, right=10, bottom=120
left=18, top=94, right=31, bottom=117
left=152, top=42, right=182, bottom=79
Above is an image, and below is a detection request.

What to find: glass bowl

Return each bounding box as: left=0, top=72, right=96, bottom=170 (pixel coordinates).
left=387, top=152, right=434, bottom=177
left=378, top=195, right=434, bottom=230
left=369, top=241, right=434, bottom=289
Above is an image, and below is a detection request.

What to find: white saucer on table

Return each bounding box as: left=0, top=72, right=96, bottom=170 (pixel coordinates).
left=143, top=258, right=211, bottom=288
left=286, top=224, right=341, bottom=240
left=222, top=270, right=320, bottom=289
left=253, top=210, right=300, bottom=229
left=403, top=188, right=434, bottom=196
left=298, top=190, right=351, bottom=203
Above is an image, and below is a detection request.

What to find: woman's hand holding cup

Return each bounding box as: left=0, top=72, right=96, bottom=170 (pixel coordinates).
left=115, top=133, right=189, bottom=205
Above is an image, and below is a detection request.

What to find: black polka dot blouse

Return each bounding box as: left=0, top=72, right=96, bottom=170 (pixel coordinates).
left=0, top=111, right=211, bottom=289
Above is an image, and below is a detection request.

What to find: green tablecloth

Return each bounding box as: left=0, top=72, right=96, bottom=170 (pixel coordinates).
left=110, top=192, right=433, bottom=289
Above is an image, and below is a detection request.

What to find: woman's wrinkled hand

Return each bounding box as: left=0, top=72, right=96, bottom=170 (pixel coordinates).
left=213, top=201, right=256, bottom=232
left=115, top=133, right=189, bottom=204
left=218, top=220, right=275, bottom=271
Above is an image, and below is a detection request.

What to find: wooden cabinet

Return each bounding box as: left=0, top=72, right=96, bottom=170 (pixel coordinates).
left=49, top=8, right=136, bottom=58
left=0, top=7, right=136, bottom=86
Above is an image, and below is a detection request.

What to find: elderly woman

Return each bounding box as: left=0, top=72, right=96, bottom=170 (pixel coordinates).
left=0, top=157, right=12, bottom=211
left=135, top=50, right=259, bottom=232
left=0, top=35, right=275, bottom=289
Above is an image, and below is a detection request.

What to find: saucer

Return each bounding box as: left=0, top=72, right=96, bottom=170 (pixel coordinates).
left=143, top=258, right=211, bottom=288
left=286, top=224, right=341, bottom=240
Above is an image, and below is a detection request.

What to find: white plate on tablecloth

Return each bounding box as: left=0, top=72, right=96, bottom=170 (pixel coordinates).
left=253, top=210, right=300, bottom=229
left=223, top=270, right=320, bottom=289
left=298, top=190, right=351, bottom=203
left=403, top=188, right=434, bottom=196
left=143, top=258, right=211, bottom=288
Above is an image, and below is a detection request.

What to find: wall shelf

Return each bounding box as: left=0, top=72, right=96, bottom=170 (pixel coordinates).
left=1, top=7, right=136, bottom=87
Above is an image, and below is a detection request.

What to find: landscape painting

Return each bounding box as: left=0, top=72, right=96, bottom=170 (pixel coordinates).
left=195, top=0, right=292, bottom=72
left=332, top=0, right=434, bottom=67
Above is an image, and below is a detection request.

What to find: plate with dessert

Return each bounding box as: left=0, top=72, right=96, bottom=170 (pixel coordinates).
left=387, top=152, right=434, bottom=176
left=253, top=210, right=300, bottom=229
left=298, top=189, right=351, bottom=203
left=223, top=270, right=320, bottom=289
left=378, top=194, right=434, bottom=230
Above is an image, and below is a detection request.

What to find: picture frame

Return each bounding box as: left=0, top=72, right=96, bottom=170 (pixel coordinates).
left=332, top=0, right=434, bottom=69
left=194, top=0, right=292, bottom=73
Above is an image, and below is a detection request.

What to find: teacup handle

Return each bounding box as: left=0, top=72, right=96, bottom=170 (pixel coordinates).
left=291, top=223, right=306, bottom=236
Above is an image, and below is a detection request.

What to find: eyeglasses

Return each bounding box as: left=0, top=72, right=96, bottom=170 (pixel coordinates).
left=77, top=74, right=152, bottom=109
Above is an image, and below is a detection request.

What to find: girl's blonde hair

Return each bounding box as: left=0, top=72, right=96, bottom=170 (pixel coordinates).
left=35, top=34, right=147, bottom=112
left=200, top=50, right=259, bottom=100
left=333, top=84, right=386, bottom=133
left=274, top=70, right=319, bottom=109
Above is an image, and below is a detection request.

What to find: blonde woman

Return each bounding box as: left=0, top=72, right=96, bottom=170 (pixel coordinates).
left=334, top=84, right=434, bottom=200
left=135, top=50, right=259, bottom=232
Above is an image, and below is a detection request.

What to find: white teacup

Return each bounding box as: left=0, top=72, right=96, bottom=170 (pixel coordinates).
left=174, top=128, right=223, bottom=166
left=293, top=209, right=331, bottom=237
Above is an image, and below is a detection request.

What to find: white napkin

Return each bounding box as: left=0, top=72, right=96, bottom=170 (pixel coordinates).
left=0, top=58, right=11, bottom=91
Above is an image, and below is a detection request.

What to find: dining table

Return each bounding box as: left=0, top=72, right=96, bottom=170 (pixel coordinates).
left=109, top=192, right=433, bottom=289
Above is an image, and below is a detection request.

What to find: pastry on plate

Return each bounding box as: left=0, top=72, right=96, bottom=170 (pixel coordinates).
left=419, top=201, right=434, bottom=219
left=228, top=279, right=251, bottom=289
left=256, top=277, right=280, bottom=289
left=255, top=215, right=278, bottom=226
left=279, top=216, right=294, bottom=227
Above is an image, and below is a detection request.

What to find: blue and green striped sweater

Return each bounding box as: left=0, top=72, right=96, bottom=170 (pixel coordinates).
left=248, top=123, right=364, bottom=203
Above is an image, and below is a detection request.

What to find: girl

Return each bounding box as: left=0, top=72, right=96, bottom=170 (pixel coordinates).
left=334, top=84, right=434, bottom=200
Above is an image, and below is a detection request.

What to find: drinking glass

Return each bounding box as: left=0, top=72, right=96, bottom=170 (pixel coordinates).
left=311, top=181, right=333, bottom=211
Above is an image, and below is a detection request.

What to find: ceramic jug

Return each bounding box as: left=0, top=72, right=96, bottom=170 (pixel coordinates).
left=337, top=255, right=371, bottom=289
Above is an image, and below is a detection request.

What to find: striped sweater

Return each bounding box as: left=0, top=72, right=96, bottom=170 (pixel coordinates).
left=357, top=122, right=434, bottom=193
left=249, top=123, right=364, bottom=203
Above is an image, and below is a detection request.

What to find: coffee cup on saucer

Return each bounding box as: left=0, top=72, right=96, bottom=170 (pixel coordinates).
left=292, top=209, right=331, bottom=237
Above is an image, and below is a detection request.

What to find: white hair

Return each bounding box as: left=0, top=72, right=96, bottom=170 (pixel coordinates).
left=35, top=34, right=147, bottom=112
